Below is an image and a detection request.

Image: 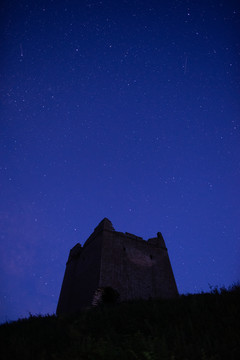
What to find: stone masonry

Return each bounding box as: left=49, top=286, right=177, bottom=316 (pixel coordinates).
left=56, top=218, right=178, bottom=315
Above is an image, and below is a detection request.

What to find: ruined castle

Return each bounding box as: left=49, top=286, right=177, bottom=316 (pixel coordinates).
left=57, top=218, right=178, bottom=315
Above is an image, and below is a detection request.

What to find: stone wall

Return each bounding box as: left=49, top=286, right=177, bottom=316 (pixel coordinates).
left=56, top=233, right=103, bottom=314
left=99, top=229, right=178, bottom=301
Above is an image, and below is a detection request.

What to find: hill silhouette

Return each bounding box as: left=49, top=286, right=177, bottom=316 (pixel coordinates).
left=0, top=285, right=239, bottom=360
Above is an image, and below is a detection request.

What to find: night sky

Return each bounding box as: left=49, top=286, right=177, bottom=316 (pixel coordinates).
left=1, top=0, right=240, bottom=323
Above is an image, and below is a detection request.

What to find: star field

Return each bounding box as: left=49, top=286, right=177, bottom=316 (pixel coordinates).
left=0, top=0, right=240, bottom=323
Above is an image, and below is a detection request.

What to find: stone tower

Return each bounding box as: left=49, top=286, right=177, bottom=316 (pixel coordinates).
left=57, top=218, right=178, bottom=315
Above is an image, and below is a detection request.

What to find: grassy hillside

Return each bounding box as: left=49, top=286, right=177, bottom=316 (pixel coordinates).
left=0, top=285, right=240, bottom=360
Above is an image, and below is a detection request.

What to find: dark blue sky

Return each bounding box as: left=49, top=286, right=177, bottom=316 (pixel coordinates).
left=1, top=0, right=240, bottom=323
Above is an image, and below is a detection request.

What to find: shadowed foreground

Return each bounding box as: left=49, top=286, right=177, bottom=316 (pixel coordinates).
left=1, top=285, right=240, bottom=360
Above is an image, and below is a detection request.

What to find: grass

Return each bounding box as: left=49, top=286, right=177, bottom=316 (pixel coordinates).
left=0, top=284, right=240, bottom=360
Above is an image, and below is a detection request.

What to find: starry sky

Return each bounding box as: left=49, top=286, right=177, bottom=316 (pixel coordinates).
left=1, top=0, right=240, bottom=323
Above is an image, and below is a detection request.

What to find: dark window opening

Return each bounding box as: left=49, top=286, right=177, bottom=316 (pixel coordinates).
left=92, top=287, right=120, bottom=307
left=102, top=287, right=120, bottom=304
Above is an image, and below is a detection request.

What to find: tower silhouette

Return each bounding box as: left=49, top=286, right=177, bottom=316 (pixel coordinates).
left=57, top=218, right=178, bottom=314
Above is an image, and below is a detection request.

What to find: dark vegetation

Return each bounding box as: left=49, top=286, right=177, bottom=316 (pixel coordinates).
left=0, top=285, right=240, bottom=360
